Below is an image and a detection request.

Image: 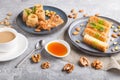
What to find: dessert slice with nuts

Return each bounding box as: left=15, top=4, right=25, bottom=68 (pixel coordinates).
left=62, top=63, right=74, bottom=73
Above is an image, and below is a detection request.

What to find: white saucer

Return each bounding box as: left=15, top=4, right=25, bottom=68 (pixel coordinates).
left=0, top=33, right=28, bottom=61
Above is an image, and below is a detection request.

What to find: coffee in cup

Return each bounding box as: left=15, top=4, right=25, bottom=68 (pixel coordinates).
left=0, top=31, right=16, bottom=43
left=0, top=27, right=18, bottom=53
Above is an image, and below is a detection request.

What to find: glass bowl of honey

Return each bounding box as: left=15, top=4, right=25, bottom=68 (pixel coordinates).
left=45, top=40, right=70, bottom=58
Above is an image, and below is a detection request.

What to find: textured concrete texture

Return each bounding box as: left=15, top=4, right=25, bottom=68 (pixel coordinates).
left=0, top=0, right=120, bottom=80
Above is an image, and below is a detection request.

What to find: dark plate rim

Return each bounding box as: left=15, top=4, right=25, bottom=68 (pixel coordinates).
left=68, top=16, right=120, bottom=56
left=16, top=5, right=68, bottom=35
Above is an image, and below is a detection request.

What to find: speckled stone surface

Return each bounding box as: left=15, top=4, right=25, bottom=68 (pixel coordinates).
left=0, top=0, right=120, bottom=80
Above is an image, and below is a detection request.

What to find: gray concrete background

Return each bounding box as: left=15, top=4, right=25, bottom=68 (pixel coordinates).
left=0, top=0, right=120, bottom=80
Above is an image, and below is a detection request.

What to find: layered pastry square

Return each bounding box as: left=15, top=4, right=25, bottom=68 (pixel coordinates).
left=83, top=16, right=112, bottom=52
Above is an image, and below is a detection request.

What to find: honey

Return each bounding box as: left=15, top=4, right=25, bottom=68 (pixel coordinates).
left=47, top=42, right=68, bottom=56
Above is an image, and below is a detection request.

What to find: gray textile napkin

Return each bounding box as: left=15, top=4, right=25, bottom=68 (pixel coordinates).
left=105, top=56, right=120, bottom=70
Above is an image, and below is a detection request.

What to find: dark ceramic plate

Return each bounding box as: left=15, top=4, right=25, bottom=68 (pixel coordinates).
left=68, top=16, right=120, bottom=56
left=16, top=6, right=68, bottom=35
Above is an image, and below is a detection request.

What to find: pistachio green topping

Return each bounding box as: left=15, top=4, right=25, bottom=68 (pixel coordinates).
left=90, top=22, right=104, bottom=32
left=98, top=20, right=104, bottom=25
left=25, top=9, right=31, bottom=15
left=92, top=40, right=98, bottom=49
left=32, top=6, right=36, bottom=13
left=95, top=33, right=100, bottom=39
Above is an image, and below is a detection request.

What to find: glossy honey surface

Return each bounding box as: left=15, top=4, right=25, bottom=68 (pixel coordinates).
left=47, top=42, right=67, bottom=56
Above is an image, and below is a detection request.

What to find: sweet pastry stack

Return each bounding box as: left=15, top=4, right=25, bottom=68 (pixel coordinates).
left=22, top=4, right=64, bottom=31
left=83, top=16, right=112, bottom=52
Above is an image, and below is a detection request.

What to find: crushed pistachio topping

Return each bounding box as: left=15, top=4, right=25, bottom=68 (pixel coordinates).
left=95, top=33, right=100, bottom=39
left=32, top=6, right=36, bottom=13
left=98, top=20, right=104, bottom=25
left=25, top=9, right=32, bottom=15
left=90, top=23, right=104, bottom=32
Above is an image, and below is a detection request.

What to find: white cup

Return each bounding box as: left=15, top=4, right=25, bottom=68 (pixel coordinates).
left=0, top=27, right=18, bottom=53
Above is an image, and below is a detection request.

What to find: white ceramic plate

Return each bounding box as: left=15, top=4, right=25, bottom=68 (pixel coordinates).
left=0, top=33, right=28, bottom=61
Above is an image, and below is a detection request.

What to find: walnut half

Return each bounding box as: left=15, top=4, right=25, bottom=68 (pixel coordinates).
left=41, top=62, right=50, bottom=69
left=91, top=59, right=103, bottom=70
left=79, top=56, right=89, bottom=67
left=62, top=63, right=74, bottom=73
left=31, top=54, right=41, bottom=63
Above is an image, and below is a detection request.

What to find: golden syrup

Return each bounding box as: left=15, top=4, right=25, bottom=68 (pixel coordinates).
left=47, top=42, right=67, bottom=56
